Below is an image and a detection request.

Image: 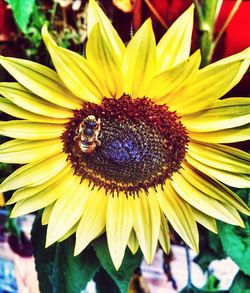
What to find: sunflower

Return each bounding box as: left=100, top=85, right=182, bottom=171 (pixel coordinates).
left=0, top=0, right=250, bottom=270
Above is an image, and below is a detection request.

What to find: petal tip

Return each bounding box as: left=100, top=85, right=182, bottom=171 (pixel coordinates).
left=73, top=246, right=82, bottom=257
left=45, top=237, right=55, bottom=248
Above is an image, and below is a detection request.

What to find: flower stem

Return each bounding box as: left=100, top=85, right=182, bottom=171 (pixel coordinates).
left=194, top=0, right=218, bottom=67
left=185, top=245, right=192, bottom=287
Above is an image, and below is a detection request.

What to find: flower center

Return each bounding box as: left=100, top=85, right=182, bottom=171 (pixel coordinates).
left=62, top=95, right=188, bottom=195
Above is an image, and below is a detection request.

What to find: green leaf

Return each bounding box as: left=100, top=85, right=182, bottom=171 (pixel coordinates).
left=94, top=268, right=120, bottom=293
left=92, top=235, right=143, bottom=293
left=5, top=0, right=35, bottom=33
left=180, top=284, right=227, bottom=293
left=216, top=189, right=250, bottom=276
left=230, top=271, right=250, bottom=293
left=218, top=218, right=250, bottom=276
left=202, top=275, right=220, bottom=291
left=31, top=213, right=100, bottom=293
left=208, top=232, right=227, bottom=259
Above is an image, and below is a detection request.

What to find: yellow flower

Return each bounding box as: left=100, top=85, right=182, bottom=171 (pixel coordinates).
left=0, top=0, right=250, bottom=270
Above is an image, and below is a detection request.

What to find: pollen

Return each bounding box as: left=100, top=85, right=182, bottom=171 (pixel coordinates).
left=62, top=95, right=188, bottom=195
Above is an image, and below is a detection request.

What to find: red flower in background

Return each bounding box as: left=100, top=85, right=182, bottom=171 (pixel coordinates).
left=215, top=0, right=250, bottom=58
left=215, top=0, right=250, bottom=96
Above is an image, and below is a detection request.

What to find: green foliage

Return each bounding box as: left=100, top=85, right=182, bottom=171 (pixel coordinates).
left=202, top=275, right=220, bottom=291
left=230, top=271, right=250, bottom=293
left=24, top=4, right=46, bottom=58
left=0, top=162, right=13, bottom=182
left=216, top=189, right=250, bottom=277
left=208, top=231, right=226, bottom=259
left=180, top=284, right=227, bottom=293
left=5, top=216, right=21, bottom=238
left=217, top=219, right=250, bottom=277
left=194, top=188, right=250, bottom=292
left=92, top=236, right=143, bottom=293
left=31, top=213, right=100, bottom=293
left=94, top=268, right=120, bottom=293
left=5, top=0, right=35, bottom=33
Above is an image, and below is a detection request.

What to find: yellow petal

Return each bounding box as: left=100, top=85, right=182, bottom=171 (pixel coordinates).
left=75, top=188, right=108, bottom=255
left=171, top=171, right=245, bottom=226
left=0, top=82, right=73, bottom=118
left=46, top=177, right=91, bottom=246
left=0, top=153, right=67, bottom=192
left=208, top=142, right=250, bottom=161
left=157, top=4, right=194, bottom=72
left=0, top=138, right=63, bottom=164
left=106, top=194, right=133, bottom=270
left=42, top=203, right=54, bottom=225
left=0, top=56, right=82, bottom=109
left=122, top=19, right=156, bottom=98
left=159, top=213, right=170, bottom=254
left=7, top=164, right=71, bottom=205
left=87, top=0, right=125, bottom=60
left=168, top=59, right=250, bottom=115
left=188, top=141, right=250, bottom=174
left=211, top=47, right=250, bottom=65
left=157, top=182, right=199, bottom=252
left=147, top=50, right=201, bottom=100
left=42, top=26, right=102, bottom=103
left=191, top=207, right=218, bottom=234
left=181, top=161, right=250, bottom=216
left=59, top=224, right=77, bottom=242
left=188, top=124, right=250, bottom=143
left=186, top=155, right=250, bottom=188
left=0, top=97, right=68, bottom=124
left=86, top=24, right=123, bottom=98
left=182, top=98, right=250, bottom=132
left=132, top=191, right=160, bottom=263
left=10, top=168, right=72, bottom=218
left=0, top=193, right=4, bottom=206
left=0, top=120, right=64, bottom=140
left=127, top=230, right=139, bottom=255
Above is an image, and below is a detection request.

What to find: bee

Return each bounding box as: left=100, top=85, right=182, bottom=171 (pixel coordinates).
left=74, top=115, right=101, bottom=153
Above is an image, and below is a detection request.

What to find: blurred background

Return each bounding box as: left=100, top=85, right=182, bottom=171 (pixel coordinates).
left=0, top=0, right=250, bottom=292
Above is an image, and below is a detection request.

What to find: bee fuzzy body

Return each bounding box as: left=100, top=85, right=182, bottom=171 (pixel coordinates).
left=74, top=115, right=101, bottom=154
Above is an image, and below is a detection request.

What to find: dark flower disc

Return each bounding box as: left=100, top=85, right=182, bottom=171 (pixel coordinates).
left=62, top=95, right=188, bottom=195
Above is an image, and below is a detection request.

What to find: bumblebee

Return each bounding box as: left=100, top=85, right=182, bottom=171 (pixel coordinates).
left=74, top=115, right=101, bottom=153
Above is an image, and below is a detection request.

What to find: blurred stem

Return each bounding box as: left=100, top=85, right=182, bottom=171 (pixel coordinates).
left=50, top=1, right=58, bottom=26
left=185, top=245, right=192, bottom=288
left=194, top=0, right=218, bottom=67
left=4, top=206, right=21, bottom=238
left=143, top=0, right=168, bottom=29
left=213, top=0, right=242, bottom=48
left=62, top=7, right=68, bottom=28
